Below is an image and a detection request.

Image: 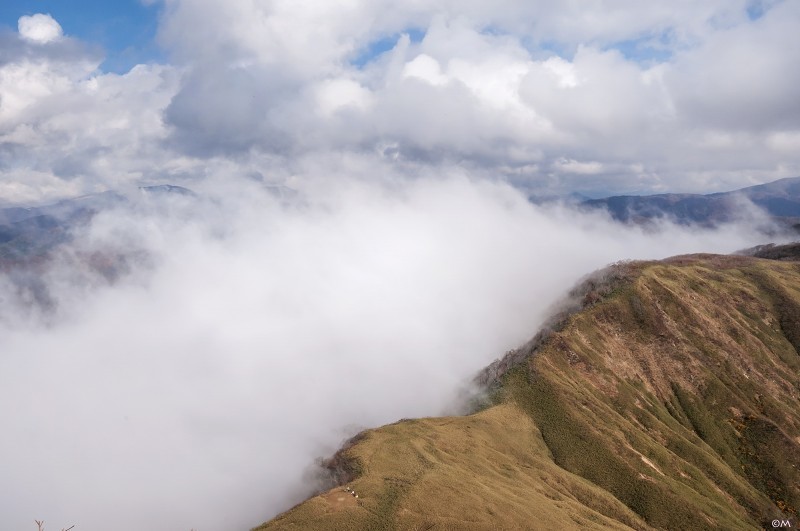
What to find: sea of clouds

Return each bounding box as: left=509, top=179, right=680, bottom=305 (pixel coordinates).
left=0, top=173, right=782, bottom=531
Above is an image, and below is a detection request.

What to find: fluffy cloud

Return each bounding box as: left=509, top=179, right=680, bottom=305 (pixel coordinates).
left=0, top=23, right=179, bottom=202
left=18, top=14, right=63, bottom=44
left=0, top=175, right=779, bottom=531
left=1, top=2, right=799, bottom=202
left=151, top=0, right=800, bottom=195
left=667, top=0, right=800, bottom=131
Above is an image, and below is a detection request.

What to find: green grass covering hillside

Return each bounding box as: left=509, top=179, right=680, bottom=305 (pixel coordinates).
left=255, top=255, right=800, bottom=530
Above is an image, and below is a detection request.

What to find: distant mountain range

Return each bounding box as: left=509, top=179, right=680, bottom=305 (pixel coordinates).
left=0, top=185, right=197, bottom=312
left=258, top=252, right=800, bottom=530
left=5, top=177, right=800, bottom=270
left=580, top=177, right=800, bottom=228
left=0, top=186, right=193, bottom=268
left=4, top=177, right=800, bottom=265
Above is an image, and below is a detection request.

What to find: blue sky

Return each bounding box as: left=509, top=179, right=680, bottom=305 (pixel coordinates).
left=0, top=0, right=162, bottom=72
left=350, top=28, right=426, bottom=68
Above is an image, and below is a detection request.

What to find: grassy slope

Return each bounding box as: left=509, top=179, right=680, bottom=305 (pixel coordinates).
left=255, top=255, right=800, bottom=530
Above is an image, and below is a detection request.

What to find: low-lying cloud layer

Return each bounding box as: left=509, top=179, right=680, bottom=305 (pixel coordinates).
left=0, top=176, right=780, bottom=531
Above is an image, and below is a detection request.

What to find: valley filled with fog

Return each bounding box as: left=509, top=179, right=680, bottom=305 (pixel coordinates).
left=0, top=175, right=783, bottom=530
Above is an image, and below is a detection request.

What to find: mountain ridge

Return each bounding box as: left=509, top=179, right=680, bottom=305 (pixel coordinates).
left=255, top=253, right=800, bottom=530
left=580, top=177, right=800, bottom=228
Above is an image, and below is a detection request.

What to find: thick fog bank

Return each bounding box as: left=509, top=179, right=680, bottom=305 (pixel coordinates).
left=0, top=176, right=778, bottom=531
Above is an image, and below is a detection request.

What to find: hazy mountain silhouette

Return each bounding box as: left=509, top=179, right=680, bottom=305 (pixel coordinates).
left=0, top=186, right=193, bottom=267
left=582, top=177, right=800, bottom=228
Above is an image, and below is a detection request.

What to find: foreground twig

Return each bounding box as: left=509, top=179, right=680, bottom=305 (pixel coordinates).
left=34, top=520, right=75, bottom=531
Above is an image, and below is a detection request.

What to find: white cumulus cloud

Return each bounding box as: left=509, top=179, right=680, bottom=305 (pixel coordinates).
left=18, top=13, right=63, bottom=44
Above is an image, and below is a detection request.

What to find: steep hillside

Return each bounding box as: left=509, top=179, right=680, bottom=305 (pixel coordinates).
left=255, top=255, right=800, bottom=530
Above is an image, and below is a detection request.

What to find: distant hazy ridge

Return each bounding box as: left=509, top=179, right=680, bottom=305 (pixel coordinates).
left=582, top=177, right=800, bottom=227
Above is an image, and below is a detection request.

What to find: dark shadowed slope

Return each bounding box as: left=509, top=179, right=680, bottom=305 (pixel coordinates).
left=742, top=242, right=800, bottom=262
left=582, top=177, right=800, bottom=227
left=255, top=254, right=800, bottom=530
